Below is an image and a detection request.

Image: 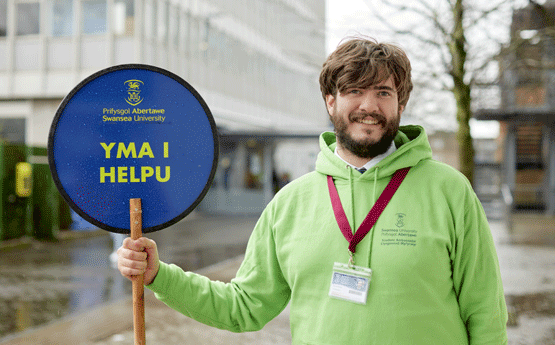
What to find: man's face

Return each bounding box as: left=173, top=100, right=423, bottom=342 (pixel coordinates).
left=325, top=76, right=404, bottom=159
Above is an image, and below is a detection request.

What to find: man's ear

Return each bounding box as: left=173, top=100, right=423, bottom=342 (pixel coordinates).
left=325, top=94, right=335, bottom=115
left=398, top=104, right=405, bottom=115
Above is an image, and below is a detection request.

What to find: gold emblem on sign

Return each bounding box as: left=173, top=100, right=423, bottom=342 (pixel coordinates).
left=124, top=80, right=144, bottom=106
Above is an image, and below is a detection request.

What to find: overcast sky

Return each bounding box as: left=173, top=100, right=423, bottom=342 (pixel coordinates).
left=325, top=0, right=382, bottom=53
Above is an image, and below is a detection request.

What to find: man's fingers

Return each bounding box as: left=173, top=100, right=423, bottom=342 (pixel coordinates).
left=118, top=256, right=147, bottom=277
left=122, top=237, right=145, bottom=251
left=120, top=256, right=148, bottom=270
left=119, top=266, right=145, bottom=280
left=122, top=237, right=157, bottom=253
left=117, top=237, right=159, bottom=284
left=119, top=265, right=144, bottom=277
left=117, top=246, right=148, bottom=261
left=117, top=243, right=148, bottom=279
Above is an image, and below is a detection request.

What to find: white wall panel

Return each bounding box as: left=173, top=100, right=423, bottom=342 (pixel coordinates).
left=13, top=73, right=42, bottom=95
left=114, top=37, right=136, bottom=64
left=45, top=71, right=76, bottom=96
left=48, top=39, right=75, bottom=70
left=81, top=37, right=108, bottom=69
left=0, top=75, right=8, bottom=94
left=14, top=40, right=41, bottom=70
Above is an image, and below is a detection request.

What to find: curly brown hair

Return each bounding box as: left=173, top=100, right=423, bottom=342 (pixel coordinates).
left=319, top=37, right=413, bottom=107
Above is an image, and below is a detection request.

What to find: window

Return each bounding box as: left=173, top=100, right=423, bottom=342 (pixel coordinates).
left=0, top=0, right=7, bottom=36
left=114, top=0, right=134, bottom=36
left=157, top=1, right=168, bottom=42
left=0, top=118, right=26, bottom=143
left=144, top=1, right=154, bottom=39
left=82, top=0, right=107, bottom=34
left=189, top=16, right=199, bottom=55
left=245, top=140, right=263, bottom=190
left=50, top=0, right=73, bottom=36
left=17, top=2, right=40, bottom=36
left=169, top=5, right=178, bottom=45
left=179, top=11, right=189, bottom=51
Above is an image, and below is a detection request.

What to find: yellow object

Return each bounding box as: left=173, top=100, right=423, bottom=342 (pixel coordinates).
left=16, top=162, right=32, bottom=197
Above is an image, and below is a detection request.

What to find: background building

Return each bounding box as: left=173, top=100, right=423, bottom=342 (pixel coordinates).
left=476, top=0, right=555, bottom=243
left=0, top=0, right=329, bottom=218
left=476, top=0, right=555, bottom=213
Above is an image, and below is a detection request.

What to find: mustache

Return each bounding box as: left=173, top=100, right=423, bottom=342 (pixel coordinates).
left=348, top=112, right=387, bottom=125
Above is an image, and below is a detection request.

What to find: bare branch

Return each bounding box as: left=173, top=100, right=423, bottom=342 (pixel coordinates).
left=465, top=0, right=514, bottom=29
left=367, top=0, right=433, bottom=20
left=365, top=0, right=453, bottom=39
left=363, top=0, right=452, bottom=49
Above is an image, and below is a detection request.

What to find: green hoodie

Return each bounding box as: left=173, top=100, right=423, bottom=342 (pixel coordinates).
left=148, top=125, right=508, bottom=344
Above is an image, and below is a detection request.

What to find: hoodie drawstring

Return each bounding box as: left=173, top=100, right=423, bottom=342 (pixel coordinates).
left=367, top=167, right=379, bottom=267
left=372, top=168, right=378, bottom=203
left=349, top=166, right=356, bottom=235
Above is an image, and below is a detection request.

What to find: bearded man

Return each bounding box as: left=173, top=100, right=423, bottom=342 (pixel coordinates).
left=118, top=37, right=508, bottom=345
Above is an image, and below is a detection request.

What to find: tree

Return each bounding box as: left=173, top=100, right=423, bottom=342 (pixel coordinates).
left=364, top=0, right=524, bottom=184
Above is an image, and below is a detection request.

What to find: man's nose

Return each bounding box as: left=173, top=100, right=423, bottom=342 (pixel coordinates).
left=358, top=91, right=379, bottom=113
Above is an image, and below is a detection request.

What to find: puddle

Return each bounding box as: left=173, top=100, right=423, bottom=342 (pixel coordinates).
left=0, top=235, right=130, bottom=339
left=505, top=291, right=555, bottom=344
left=507, top=291, right=555, bottom=318
left=0, top=215, right=258, bottom=340
left=0, top=222, right=253, bottom=340
left=0, top=292, right=71, bottom=336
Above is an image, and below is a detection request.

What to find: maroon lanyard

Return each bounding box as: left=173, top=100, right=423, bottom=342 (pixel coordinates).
left=327, top=167, right=410, bottom=254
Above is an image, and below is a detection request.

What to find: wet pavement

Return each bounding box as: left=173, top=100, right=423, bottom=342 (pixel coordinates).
left=491, top=221, right=555, bottom=344
left=1, top=214, right=555, bottom=344
left=0, top=235, right=126, bottom=338
left=0, top=213, right=257, bottom=342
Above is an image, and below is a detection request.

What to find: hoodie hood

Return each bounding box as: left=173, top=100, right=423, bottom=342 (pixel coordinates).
left=315, top=125, right=433, bottom=180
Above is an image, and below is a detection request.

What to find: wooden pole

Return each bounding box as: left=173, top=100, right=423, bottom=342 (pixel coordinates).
left=130, top=198, right=145, bottom=345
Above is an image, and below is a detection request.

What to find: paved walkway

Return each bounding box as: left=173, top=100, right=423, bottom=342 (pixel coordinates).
left=1, top=219, right=555, bottom=344
left=1, top=256, right=291, bottom=345
left=491, top=222, right=555, bottom=344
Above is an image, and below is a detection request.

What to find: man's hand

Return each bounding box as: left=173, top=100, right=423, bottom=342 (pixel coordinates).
left=117, top=237, right=160, bottom=286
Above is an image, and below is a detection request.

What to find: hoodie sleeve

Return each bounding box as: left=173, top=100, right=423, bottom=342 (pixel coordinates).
left=451, top=187, right=508, bottom=344
left=146, top=204, right=291, bottom=333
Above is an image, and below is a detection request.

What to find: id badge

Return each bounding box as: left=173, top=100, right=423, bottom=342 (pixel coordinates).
left=329, top=262, right=372, bottom=305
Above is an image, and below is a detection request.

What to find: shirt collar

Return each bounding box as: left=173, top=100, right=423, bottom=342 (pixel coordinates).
left=334, top=141, right=396, bottom=171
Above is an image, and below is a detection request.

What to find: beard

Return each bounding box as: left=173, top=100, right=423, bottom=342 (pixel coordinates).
left=330, top=111, right=400, bottom=159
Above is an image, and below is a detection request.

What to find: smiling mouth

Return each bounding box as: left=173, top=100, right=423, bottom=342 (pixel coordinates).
left=355, top=117, right=380, bottom=125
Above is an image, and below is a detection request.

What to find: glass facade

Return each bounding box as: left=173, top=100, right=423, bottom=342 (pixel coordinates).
left=50, top=0, right=73, bottom=36
left=0, top=0, right=6, bottom=37
left=114, top=0, right=134, bottom=36
left=17, top=2, right=40, bottom=36
left=144, top=1, right=154, bottom=39
left=82, top=0, right=107, bottom=34
left=157, top=1, right=168, bottom=42
left=1, top=0, right=325, bottom=122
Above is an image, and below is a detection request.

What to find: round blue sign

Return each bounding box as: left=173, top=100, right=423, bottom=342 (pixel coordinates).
left=48, top=64, right=219, bottom=234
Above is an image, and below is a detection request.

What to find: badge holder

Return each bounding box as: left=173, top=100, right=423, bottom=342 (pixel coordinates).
left=329, top=252, right=372, bottom=305
left=326, top=168, right=410, bottom=306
